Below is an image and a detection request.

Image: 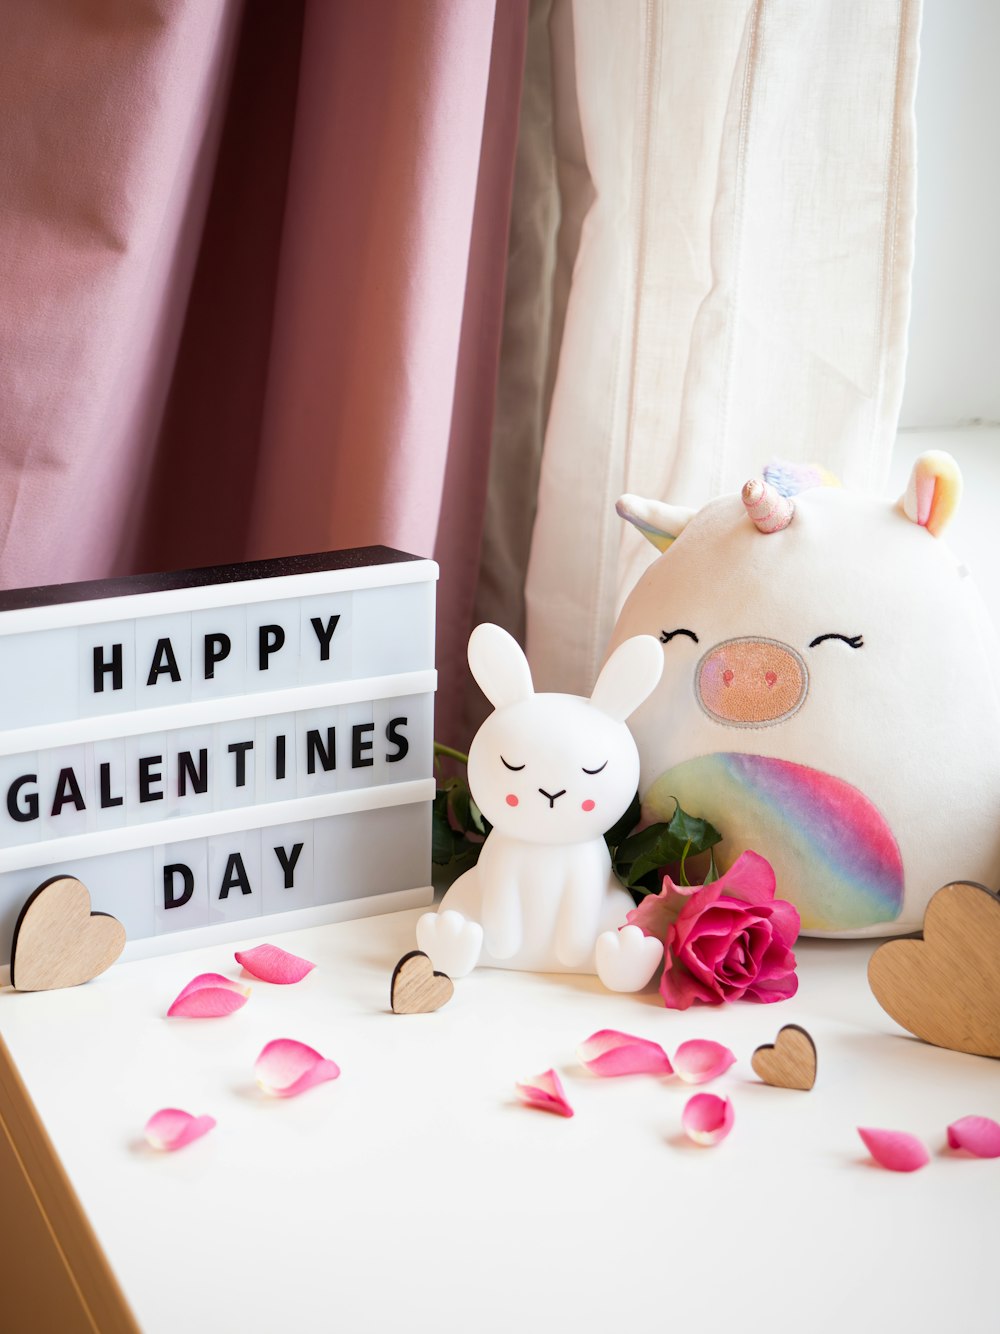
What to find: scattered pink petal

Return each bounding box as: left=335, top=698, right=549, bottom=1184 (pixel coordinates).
left=673, top=1039, right=737, bottom=1084
left=144, top=1108, right=216, bottom=1152
left=578, top=1030, right=673, bottom=1078
left=255, top=1039, right=341, bottom=1098
left=235, top=943, right=315, bottom=985
left=947, top=1116, right=1000, bottom=1159
left=857, top=1127, right=929, bottom=1172
left=682, top=1093, right=734, bottom=1146
left=515, top=1069, right=574, bottom=1117
left=167, top=973, right=250, bottom=1018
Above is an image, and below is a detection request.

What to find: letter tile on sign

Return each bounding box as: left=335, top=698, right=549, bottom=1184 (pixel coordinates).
left=125, top=733, right=168, bottom=826
left=0, top=627, right=71, bottom=733
left=66, top=849, right=157, bottom=943
left=250, top=601, right=301, bottom=691
left=299, top=594, right=351, bottom=684
left=313, top=803, right=431, bottom=906
left=263, top=714, right=297, bottom=804
left=87, top=737, right=128, bottom=833
left=341, top=700, right=379, bottom=792
left=214, top=719, right=259, bottom=810
left=0, top=546, right=437, bottom=963
left=296, top=707, right=341, bottom=799
left=352, top=581, right=435, bottom=677
left=154, top=840, right=209, bottom=936
left=39, top=744, right=90, bottom=840
left=1, top=751, right=43, bottom=847
left=165, top=726, right=214, bottom=820
left=191, top=604, right=248, bottom=700
left=209, top=831, right=263, bottom=926
left=77, top=621, right=136, bottom=721
left=135, top=613, right=192, bottom=707
left=374, top=694, right=432, bottom=784
left=262, top=824, right=314, bottom=914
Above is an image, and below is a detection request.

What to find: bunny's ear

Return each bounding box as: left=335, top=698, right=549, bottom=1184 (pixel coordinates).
left=591, top=636, right=663, bottom=722
left=467, top=623, right=535, bottom=709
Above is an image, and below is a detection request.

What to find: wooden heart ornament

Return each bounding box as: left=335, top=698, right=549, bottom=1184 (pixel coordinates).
left=390, top=950, right=454, bottom=1014
left=10, top=876, right=126, bottom=991
left=751, top=1024, right=817, bottom=1090
left=868, top=881, right=1000, bottom=1059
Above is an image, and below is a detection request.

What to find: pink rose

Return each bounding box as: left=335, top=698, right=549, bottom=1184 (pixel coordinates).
left=626, top=850, right=799, bottom=1009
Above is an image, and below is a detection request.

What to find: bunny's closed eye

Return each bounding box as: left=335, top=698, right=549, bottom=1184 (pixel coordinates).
left=501, top=757, right=525, bottom=771
left=582, top=761, right=607, bottom=774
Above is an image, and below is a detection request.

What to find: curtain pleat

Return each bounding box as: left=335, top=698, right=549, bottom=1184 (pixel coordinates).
left=523, top=0, right=920, bottom=697
left=0, top=0, right=245, bottom=585
left=466, top=0, right=559, bottom=737
left=435, top=3, right=530, bottom=749
left=247, top=0, right=526, bottom=748
left=134, top=0, right=306, bottom=574
left=0, top=0, right=528, bottom=750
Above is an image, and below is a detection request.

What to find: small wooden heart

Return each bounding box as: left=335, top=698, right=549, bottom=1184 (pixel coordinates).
left=868, top=881, right=1000, bottom=1059
left=751, top=1024, right=817, bottom=1090
left=10, top=876, right=126, bottom=992
left=390, top=950, right=454, bottom=1014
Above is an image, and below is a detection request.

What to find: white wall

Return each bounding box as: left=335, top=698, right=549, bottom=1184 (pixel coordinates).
left=899, top=0, right=1000, bottom=428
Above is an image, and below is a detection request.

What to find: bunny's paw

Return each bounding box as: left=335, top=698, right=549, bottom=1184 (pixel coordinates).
left=416, top=910, right=484, bottom=978
left=596, top=925, right=663, bottom=993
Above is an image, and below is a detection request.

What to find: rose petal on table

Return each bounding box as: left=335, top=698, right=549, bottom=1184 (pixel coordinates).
left=144, top=1108, right=216, bottom=1151
left=577, top=1030, right=673, bottom=1077
left=515, top=1069, right=574, bottom=1117
left=255, top=1039, right=341, bottom=1098
left=234, top=943, right=315, bottom=985
left=946, top=1116, right=1000, bottom=1158
left=167, top=973, right=251, bottom=1018
left=672, top=1039, right=736, bottom=1084
left=857, top=1127, right=929, bottom=1172
left=681, top=1093, right=734, bottom=1145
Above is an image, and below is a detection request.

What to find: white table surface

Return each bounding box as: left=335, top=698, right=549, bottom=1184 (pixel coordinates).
left=0, top=906, right=997, bottom=1334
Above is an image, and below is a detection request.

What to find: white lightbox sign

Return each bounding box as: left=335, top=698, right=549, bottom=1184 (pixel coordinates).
left=0, top=547, right=437, bottom=964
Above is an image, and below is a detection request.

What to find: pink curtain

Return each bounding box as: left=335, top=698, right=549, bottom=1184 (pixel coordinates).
left=0, top=0, right=527, bottom=748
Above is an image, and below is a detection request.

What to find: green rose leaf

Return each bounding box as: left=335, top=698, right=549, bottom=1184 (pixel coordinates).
left=444, top=776, right=471, bottom=833
left=469, top=797, right=489, bottom=837
left=611, top=797, right=722, bottom=893
left=612, top=823, right=682, bottom=891
left=432, top=791, right=464, bottom=865
left=665, top=800, right=722, bottom=855
left=603, top=790, right=642, bottom=852
left=432, top=772, right=490, bottom=871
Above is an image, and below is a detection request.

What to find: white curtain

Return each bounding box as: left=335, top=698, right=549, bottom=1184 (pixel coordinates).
left=503, top=0, right=920, bottom=698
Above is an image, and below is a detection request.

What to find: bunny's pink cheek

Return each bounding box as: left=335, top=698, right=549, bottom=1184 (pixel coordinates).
left=506, top=794, right=519, bottom=807
left=581, top=799, right=596, bottom=812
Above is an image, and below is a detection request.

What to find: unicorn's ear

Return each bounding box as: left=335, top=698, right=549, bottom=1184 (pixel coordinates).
left=467, top=623, right=535, bottom=709
left=591, top=635, right=663, bottom=722
left=616, top=494, right=695, bottom=552
left=900, top=451, right=962, bottom=537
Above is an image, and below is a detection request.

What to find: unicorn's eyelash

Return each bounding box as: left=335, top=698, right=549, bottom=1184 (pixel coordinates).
left=582, top=761, right=608, bottom=775
left=809, top=633, right=864, bottom=649
left=660, top=628, right=699, bottom=644
left=501, top=757, right=526, bottom=771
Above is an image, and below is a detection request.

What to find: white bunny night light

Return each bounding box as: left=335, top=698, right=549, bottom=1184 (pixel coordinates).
left=416, top=623, right=665, bottom=992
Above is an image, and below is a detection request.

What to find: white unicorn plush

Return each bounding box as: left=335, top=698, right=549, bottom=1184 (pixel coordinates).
left=416, top=623, right=665, bottom=991
left=609, top=452, right=1000, bottom=937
